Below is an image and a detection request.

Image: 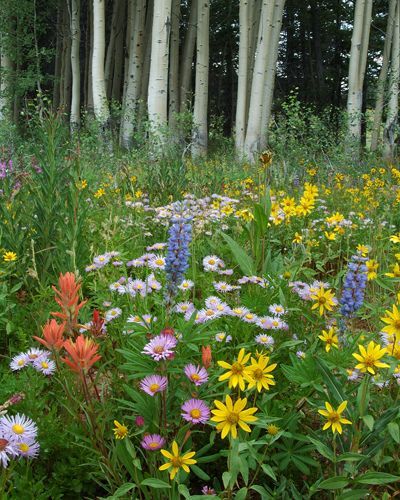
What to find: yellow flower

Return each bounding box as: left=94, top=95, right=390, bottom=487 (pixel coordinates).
left=135, top=190, right=143, bottom=198
left=94, top=188, right=106, bottom=198
left=324, top=231, right=336, bottom=241
left=381, top=304, right=400, bottom=340
left=76, top=179, right=87, bottom=190
left=113, top=420, right=128, bottom=440
left=293, top=232, right=303, bottom=243
left=390, top=234, right=400, bottom=244
left=217, top=348, right=252, bottom=390
left=310, top=286, right=337, bottom=316
left=385, top=263, right=400, bottom=278
left=366, top=259, right=379, bottom=280
left=221, top=204, right=233, bottom=215
left=211, top=395, right=258, bottom=439
left=3, top=251, right=17, bottom=262
left=396, top=253, right=400, bottom=261
left=318, top=401, right=352, bottom=434
left=246, top=355, right=277, bottom=392
left=318, top=327, right=339, bottom=352
left=159, top=441, right=196, bottom=480
left=356, top=244, right=370, bottom=256
left=266, top=424, right=280, bottom=435
left=352, top=341, right=390, bottom=375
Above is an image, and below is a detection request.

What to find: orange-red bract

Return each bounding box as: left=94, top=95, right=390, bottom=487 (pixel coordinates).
left=61, top=335, right=101, bottom=375
left=202, top=345, right=212, bottom=369
left=51, top=272, right=87, bottom=333
left=33, top=319, right=65, bottom=351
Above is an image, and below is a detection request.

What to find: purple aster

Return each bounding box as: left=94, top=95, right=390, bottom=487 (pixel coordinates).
left=142, top=334, right=177, bottom=361
left=141, top=434, right=166, bottom=451
left=33, top=358, right=56, bottom=376
left=255, top=334, right=275, bottom=347
left=181, top=399, right=210, bottom=424
left=0, top=414, right=38, bottom=443
left=184, top=364, right=208, bottom=386
left=16, top=439, right=40, bottom=458
left=9, top=353, right=29, bottom=371
left=26, top=348, right=50, bottom=363
left=268, top=304, right=286, bottom=316
left=140, top=375, right=168, bottom=396
left=202, top=486, right=216, bottom=495
left=0, top=430, right=18, bottom=467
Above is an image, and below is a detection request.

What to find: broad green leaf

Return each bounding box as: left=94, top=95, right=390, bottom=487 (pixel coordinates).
left=191, top=464, right=210, bottom=481
left=318, top=476, right=349, bottom=489
left=315, top=358, right=346, bottom=404
left=355, top=472, right=400, bottom=485
left=235, top=488, right=248, bottom=500
left=387, top=421, right=400, bottom=443
left=337, top=452, right=367, bottom=462
left=308, top=437, right=334, bottom=461
left=220, top=232, right=255, bottom=275
left=140, top=478, right=171, bottom=489
left=362, top=415, right=374, bottom=431
left=222, top=471, right=232, bottom=489
left=261, top=463, right=277, bottom=481
left=107, top=483, right=136, bottom=499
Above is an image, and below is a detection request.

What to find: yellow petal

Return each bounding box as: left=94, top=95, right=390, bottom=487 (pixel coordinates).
left=337, top=401, right=348, bottom=414
left=172, top=441, right=179, bottom=456
left=161, top=449, right=173, bottom=459
left=159, top=462, right=171, bottom=471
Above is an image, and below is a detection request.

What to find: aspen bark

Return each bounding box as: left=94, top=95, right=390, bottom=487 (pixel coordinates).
left=180, top=0, right=198, bottom=112
left=0, top=43, right=12, bottom=121
left=191, top=0, right=209, bottom=157
left=120, top=0, right=146, bottom=148
left=235, top=0, right=250, bottom=152
left=138, top=1, right=153, bottom=124
left=147, top=0, right=172, bottom=140
left=383, top=1, right=400, bottom=159
left=70, top=0, right=81, bottom=130
left=260, top=0, right=285, bottom=150
left=371, top=0, right=397, bottom=151
left=105, top=0, right=122, bottom=97
left=244, top=0, right=275, bottom=160
left=346, top=0, right=372, bottom=154
left=168, top=0, right=181, bottom=126
left=92, top=0, right=110, bottom=128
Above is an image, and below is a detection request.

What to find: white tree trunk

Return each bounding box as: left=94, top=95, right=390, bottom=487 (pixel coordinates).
left=120, top=0, right=146, bottom=148
left=243, top=0, right=275, bottom=161
left=180, top=0, right=198, bottom=112
left=147, top=0, right=172, bottom=141
left=105, top=0, right=122, bottom=97
left=92, top=0, right=110, bottom=127
left=384, top=1, right=400, bottom=159
left=346, top=0, right=372, bottom=151
left=168, top=0, right=181, bottom=126
left=371, top=0, right=397, bottom=151
left=0, top=41, right=12, bottom=121
left=191, top=0, right=210, bottom=157
left=139, top=1, right=153, bottom=124
left=70, top=0, right=81, bottom=130
left=260, top=0, right=285, bottom=150
left=235, top=0, right=250, bottom=153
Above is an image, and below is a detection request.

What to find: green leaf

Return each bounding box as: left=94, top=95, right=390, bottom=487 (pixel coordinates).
left=337, top=452, right=367, bottom=462
left=355, top=472, right=400, bottom=485
left=362, top=415, right=374, bottom=431
left=308, top=437, right=334, bottom=461
left=251, top=485, right=270, bottom=498
left=191, top=464, right=210, bottom=481
left=336, top=490, right=370, bottom=500
left=261, top=463, right=277, bottom=481
left=222, top=471, right=232, bottom=489
left=140, top=478, right=171, bottom=489
left=387, top=422, right=400, bottom=443
left=318, top=476, right=349, bottom=489
left=235, top=488, right=248, bottom=500
left=315, top=358, right=346, bottom=404
left=220, top=232, right=255, bottom=275
left=107, top=483, right=136, bottom=499
left=253, top=203, right=269, bottom=235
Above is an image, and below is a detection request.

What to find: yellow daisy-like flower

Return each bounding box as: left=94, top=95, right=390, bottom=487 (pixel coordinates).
left=318, top=327, right=339, bottom=352
left=94, top=188, right=106, bottom=198
left=3, top=251, right=17, bottom=262
left=385, top=263, right=400, bottom=278
left=318, top=401, right=352, bottom=434
left=266, top=424, right=280, bottom=436
left=324, top=231, right=336, bottom=241
left=211, top=395, right=258, bottom=439
left=217, top=348, right=252, bottom=390
left=246, top=355, right=277, bottom=392
left=381, top=304, right=400, bottom=341
left=352, top=341, right=390, bottom=375
left=390, top=234, right=400, bottom=244
left=366, top=259, right=379, bottom=280
left=159, top=441, right=196, bottom=480
left=356, top=244, right=370, bottom=256
left=310, top=286, right=337, bottom=316
left=293, top=232, right=303, bottom=244
left=113, top=420, right=128, bottom=440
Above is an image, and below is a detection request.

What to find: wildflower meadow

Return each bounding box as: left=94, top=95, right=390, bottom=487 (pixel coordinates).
left=1, top=117, right=400, bottom=499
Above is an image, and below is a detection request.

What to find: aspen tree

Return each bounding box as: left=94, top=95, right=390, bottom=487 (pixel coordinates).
left=70, top=0, right=80, bottom=130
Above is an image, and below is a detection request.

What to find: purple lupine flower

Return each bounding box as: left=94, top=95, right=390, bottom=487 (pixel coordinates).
left=164, top=209, right=192, bottom=305
left=181, top=399, right=210, bottom=424
left=340, top=254, right=368, bottom=317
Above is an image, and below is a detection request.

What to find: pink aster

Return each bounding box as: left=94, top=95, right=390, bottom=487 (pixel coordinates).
left=184, top=364, right=208, bottom=386
left=141, top=434, right=166, bottom=451
left=142, top=334, right=177, bottom=361
left=139, top=375, right=168, bottom=396
left=181, top=399, right=210, bottom=424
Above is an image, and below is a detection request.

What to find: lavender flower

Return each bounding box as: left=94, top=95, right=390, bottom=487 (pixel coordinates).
left=340, top=254, right=368, bottom=317
left=141, top=434, right=166, bottom=451
left=184, top=364, right=209, bottom=386
left=181, top=399, right=210, bottom=424
left=142, top=334, right=177, bottom=361
left=140, top=375, right=168, bottom=396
